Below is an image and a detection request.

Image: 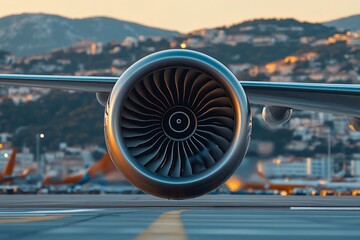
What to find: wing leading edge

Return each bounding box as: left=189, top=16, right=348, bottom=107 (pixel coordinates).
left=0, top=74, right=360, bottom=117
left=243, top=81, right=360, bottom=118
left=0, top=74, right=116, bottom=92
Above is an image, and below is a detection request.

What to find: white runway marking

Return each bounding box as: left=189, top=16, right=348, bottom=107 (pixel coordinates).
left=0, top=209, right=101, bottom=215
left=291, top=207, right=360, bottom=211
left=30, top=209, right=101, bottom=214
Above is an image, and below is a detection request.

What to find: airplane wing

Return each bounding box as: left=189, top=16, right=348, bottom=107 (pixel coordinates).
left=0, top=74, right=115, bottom=92
left=1, top=74, right=360, bottom=118
left=43, top=173, right=86, bottom=185
left=42, top=153, right=112, bottom=186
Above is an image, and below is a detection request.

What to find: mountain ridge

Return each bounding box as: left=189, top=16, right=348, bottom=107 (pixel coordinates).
left=324, top=14, right=360, bottom=30
left=0, top=13, right=179, bottom=57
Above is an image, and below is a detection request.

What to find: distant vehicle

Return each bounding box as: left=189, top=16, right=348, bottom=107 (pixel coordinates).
left=226, top=159, right=358, bottom=196
left=225, top=162, right=312, bottom=196
left=1, top=49, right=360, bottom=199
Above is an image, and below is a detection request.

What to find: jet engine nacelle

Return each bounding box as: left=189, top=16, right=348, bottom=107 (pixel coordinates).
left=104, top=50, right=252, bottom=199
left=96, top=92, right=110, bottom=107
left=262, top=105, right=292, bottom=127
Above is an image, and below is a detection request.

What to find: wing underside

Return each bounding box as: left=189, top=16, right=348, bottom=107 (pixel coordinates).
left=0, top=74, right=360, bottom=117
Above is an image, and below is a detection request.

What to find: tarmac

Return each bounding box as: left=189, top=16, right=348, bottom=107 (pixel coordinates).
left=0, top=194, right=360, bottom=239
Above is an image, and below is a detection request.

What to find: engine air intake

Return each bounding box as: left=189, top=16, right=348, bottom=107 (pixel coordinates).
left=121, top=67, right=235, bottom=178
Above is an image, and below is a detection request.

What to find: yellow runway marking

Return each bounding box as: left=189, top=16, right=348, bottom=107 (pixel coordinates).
left=136, top=210, right=187, bottom=240
left=0, top=215, right=69, bottom=223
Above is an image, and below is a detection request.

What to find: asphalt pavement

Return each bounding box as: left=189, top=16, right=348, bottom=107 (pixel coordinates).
left=0, top=195, right=360, bottom=240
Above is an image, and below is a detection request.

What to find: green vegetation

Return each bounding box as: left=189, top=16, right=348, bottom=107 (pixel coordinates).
left=0, top=91, right=105, bottom=150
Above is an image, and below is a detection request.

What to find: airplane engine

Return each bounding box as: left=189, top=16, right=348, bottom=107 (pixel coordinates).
left=104, top=50, right=252, bottom=199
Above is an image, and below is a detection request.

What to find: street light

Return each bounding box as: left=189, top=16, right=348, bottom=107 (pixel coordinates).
left=180, top=42, right=187, bottom=49
left=36, top=133, right=45, bottom=175
left=3, top=153, right=8, bottom=158
left=327, top=128, right=332, bottom=182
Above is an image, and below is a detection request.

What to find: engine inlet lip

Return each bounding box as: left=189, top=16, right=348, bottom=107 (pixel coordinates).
left=105, top=49, right=251, bottom=199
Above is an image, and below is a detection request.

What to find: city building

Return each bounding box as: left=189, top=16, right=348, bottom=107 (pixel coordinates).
left=259, top=156, right=330, bottom=179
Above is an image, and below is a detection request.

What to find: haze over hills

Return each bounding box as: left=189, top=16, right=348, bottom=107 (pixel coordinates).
left=324, top=14, right=360, bottom=30
left=0, top=13, right=179, bottom=57
left=1, top=13, right=359, bottom=57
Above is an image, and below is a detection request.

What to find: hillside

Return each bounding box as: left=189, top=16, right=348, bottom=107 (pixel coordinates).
left=226, top=18, right=335, bottom=37
left=0, top=91, right=105, bottom=150
left=0, top=13, right=179, bottom=57
left=1, top=17, right=359, bottom=153
left=324, top=14, right=360, bottom=30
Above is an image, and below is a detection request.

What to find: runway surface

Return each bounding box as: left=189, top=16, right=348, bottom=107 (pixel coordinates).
left=1, top=195, right=360, bottom=240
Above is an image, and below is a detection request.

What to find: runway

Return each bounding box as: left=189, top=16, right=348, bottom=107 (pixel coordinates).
left=1, top=195, right=360, bottom=239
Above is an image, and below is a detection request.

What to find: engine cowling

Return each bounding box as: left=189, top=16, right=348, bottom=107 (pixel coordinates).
left=104, top=49, right=251, bottom=199
left=262, top=105, right=292, bottom=127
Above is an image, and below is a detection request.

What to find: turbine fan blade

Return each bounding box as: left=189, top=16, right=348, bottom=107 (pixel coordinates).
left=121, top=67, right=235, bottom=178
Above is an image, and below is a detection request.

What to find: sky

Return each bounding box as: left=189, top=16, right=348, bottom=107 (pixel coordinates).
left=0, top=0, right=359, bottom=32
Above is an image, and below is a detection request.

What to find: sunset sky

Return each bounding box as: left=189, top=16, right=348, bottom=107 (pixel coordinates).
left=1, top=0, right=359, bottom=32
